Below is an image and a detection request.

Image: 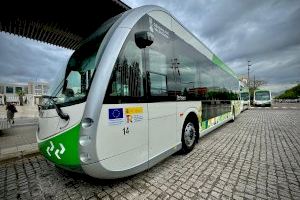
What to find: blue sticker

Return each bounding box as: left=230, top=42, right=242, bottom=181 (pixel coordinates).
left=109, top=108, right=123, bottom=120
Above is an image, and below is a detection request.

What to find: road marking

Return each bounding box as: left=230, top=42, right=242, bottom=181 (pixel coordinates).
left=265, top=107, right=270, bottom=109
left=291, top=107, right=297, bottom=109
left=282, top=107, right=287, bottom=109
left=273, top=107, right=278, bottom=109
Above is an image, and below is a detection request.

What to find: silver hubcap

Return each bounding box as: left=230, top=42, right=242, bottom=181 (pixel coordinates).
left=184, top=122, right=196, bottom=147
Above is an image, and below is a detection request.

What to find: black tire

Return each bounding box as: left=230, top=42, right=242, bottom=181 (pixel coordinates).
left=181, top=117, right=198, bottom=154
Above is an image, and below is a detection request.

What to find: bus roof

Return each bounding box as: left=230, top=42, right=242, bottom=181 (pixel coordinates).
left=255, top=89, right=271, bottom=92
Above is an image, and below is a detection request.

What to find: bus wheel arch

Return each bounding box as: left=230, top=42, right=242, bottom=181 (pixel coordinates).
left=181, top=112, right=199, bottom=154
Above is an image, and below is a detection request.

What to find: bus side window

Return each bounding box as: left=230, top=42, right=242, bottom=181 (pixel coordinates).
left=148, top=72, right=167, bottom=96
left=104, top=37, right=144, bottom=103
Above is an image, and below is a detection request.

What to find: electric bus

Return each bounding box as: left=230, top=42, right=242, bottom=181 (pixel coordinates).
left=253, top=89, right=272, bottom=107
left=239, top=82, right=250, bottom=110
left=37, top=5, right=241, bottom=179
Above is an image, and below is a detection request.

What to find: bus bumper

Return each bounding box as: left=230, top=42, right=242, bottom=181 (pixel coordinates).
left=38, top=123, right=82, bottom=170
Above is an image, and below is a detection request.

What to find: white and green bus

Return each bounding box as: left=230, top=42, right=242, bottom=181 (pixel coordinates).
left=240, top=82, right=250, bottom=110
left=37, top=5, right=241, bottom=179
left=253, top=89, right=272, bottom=107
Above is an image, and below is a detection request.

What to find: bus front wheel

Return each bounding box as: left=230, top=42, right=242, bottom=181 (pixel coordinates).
left=181, top=117, right=198, bottom=154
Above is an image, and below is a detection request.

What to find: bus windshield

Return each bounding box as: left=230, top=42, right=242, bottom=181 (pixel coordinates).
left=47, top=15, right=121, bottom=107
left=255, top=91, right=270, bottom=101
left=241, top=92, right=249, bottom=101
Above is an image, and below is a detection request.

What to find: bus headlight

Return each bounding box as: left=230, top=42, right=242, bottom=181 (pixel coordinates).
left=80, top=152, right=91, bottom=163
left=81, top=118, right=94, bottom=128
left=79, top=135, right=91, bottom=146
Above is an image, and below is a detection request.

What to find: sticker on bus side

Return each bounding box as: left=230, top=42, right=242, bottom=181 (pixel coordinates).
left=125, top=107, right=143, bottom=115
left=125, top=106, right=143, bottom=124
left=108, top=108, right=125, bottom=126
left=201, top=112, right=231, bottom=130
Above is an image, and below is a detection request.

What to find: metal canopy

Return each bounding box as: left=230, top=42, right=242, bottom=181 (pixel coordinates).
left=0, top=0, right=130, bottom=50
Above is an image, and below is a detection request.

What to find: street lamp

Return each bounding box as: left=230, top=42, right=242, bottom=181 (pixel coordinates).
left=248, top=60, right=251, bottom=87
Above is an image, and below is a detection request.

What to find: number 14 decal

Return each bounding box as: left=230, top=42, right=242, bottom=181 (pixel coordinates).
left=123, top=127, right=130, bottom=135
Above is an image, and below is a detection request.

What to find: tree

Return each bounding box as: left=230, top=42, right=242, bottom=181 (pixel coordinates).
left=248, top=79, right=267, bottom=101
left=16, top=90, right=25, bottom=106
left=275, top=84, right=300, bottom=99
left=249, top=79, right=267, bottom=90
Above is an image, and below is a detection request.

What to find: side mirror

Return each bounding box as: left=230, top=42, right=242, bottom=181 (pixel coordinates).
left=135, top=31, right=154, bottom=49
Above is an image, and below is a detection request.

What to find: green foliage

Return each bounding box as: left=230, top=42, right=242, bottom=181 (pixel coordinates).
left=276, top=84, right=300, bottom=99
left=16, top=90, right=25, bottom=106
left=16, top=90, right=25, bottom=96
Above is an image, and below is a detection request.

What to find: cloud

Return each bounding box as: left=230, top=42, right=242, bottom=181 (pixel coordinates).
left=1, top=0, right=299, bottom=95
left=0, top=32, right=73, bottom=84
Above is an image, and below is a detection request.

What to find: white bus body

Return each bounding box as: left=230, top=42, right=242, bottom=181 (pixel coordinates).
left=37, top=5, right=241, bottom=179
left=253, top=90, right=272, bottom=107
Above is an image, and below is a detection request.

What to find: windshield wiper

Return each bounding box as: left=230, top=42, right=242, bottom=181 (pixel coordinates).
left=42, top=95, right=70, bottom=121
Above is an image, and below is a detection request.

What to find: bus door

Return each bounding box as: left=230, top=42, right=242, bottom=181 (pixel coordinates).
left=98, top=33, right=149, bottom=169
left=144, top=14, right=177, bottom=162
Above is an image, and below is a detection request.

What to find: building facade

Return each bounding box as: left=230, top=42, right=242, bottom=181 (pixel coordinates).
left=0, top=82, right=49, bottom=105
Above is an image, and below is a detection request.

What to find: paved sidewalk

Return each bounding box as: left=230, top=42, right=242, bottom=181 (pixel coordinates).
left=0, top=118, right=39, bottom=161
left=0, top=105, right=39, bottom=161
left=0, top=120, right=11, bottom=130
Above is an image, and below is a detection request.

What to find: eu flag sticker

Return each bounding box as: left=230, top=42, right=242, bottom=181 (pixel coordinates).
left=109, top=108, right=123, bottom=120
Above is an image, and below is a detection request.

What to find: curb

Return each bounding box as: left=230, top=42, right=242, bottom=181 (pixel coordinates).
left=1, top=118, right=38, bottom=130
left=0, top=143, right=39, bottom=162
left=11, top=122, right=38, bottom=127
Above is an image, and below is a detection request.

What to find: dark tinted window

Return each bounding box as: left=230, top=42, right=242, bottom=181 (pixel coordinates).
left=6, top=87, right=13, bottom=93
left=172, top=24, right=238, bottom=120
left=104, top=12, right=239, bottom=108
left=255, top=91, right=270, bottom=100
left=104, top=17, right=146, bottom=104
left=108, top=40, right=143, bottom=97
left=146, top=15, right=175, bottom=101
left=241, top=92, right=250, bottom=101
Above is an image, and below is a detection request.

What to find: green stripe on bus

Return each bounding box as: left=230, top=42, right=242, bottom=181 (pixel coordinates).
left=212, top=55, right=238, bottom=79
left=38, top=123, right=81, bottom=169
left=201, top=112, right=232, bottom=130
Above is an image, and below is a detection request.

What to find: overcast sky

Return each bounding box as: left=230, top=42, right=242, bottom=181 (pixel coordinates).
left=0, top=0, right=299, bottom=93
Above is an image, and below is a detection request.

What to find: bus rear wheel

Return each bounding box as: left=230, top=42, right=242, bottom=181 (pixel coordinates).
left=181, top=119, right=197, bottom=154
